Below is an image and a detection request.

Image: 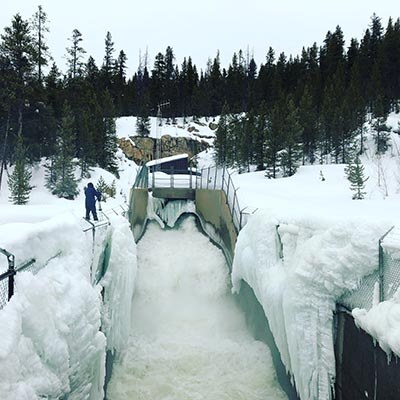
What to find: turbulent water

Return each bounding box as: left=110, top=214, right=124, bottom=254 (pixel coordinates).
left=107, top=217, right=286, bottom=400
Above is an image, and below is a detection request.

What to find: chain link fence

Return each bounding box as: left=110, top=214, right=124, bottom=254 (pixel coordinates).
left=339, top=225, right=400, bottom=310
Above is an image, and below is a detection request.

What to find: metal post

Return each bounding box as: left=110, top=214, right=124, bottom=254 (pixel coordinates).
left=232, top=188, right=238, bottom=214
left=221, top=167, right=226, bottom=192
left=226, top=173, right=231, bottom=201
left=214, top=167, right=218, bottom=190
left=207, top=167, right=210, bottom=189
left=378, top=226, right=395, bottom=303
left=200, top=168, right=204, bottom=189
left=0, top=248, right=15, bottom=301
left=378, top=240, right=384, bottom=303
left=7, top=253, right=15, bottom=300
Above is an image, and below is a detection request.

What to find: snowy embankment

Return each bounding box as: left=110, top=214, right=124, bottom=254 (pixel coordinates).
left=230, top=114, right=400, bottom=400
left=232, top=211, right=389, bottom=400
left=0, top=210, right=136, bottom=399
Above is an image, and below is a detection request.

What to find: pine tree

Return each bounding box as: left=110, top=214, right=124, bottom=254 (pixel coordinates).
left=372, top=114, right=391, bottom=154
left=96, top=175, right=109, bottom=200
left=280, top=98, right=303, bottom=177
left=48, top=102, right=79, bottom=199
left=136, top=115, right=151, bottom=137
left=8, top=134, right=32, bottom=204
left=30, top=5, right=51, bottom=83
left=66, top=29, right=86, bottom=79
left=101, top=31, right=115, bottom=88
left=214, top=103, right=231, bottom=165
left=345, top=156, right=369, bottom=199
left=101, top=90, right=119, bottom=176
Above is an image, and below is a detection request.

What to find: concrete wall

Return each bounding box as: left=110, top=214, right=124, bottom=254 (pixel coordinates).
left=195, top=189, right=237, bottom=267
left=128, top=188, right=149, bottom=242
left=335, top=310, right=400, bottom=400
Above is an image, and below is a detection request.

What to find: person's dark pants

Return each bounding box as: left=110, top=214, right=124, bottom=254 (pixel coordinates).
left=86, top=205, right=98, bottom=221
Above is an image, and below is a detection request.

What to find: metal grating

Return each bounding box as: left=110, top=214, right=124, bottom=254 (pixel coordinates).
left=0, top=278, right=8, bottom=310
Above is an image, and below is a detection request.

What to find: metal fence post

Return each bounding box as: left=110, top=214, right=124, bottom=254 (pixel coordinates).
left=378, top=226, right=395, bottom=303
left=378, top=239, right=384, bottom=303
left=214, top=167, right=218, bottom=190
left=207, top=167, right=210, bottom=189
left=226, top=172, right=231, bottom=201
left=0, top=248, right=16, bottom=301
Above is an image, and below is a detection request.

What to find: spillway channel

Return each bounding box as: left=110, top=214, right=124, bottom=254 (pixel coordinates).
left=107, top=216, right=287, bottom=399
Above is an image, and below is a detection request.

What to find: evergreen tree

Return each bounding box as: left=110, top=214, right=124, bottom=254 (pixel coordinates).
left=85, top=56, right=99, bottom=85
left=265, top=100, right=285, bottom=178
left=280, top=98, right=303, bottom=176
left=253, top=102, right=268, bottom=170
left=101, top=31, right=115, bottom=88
left=136, top=115, right=151, bottom=137
left=48, top=102, right=78, bottom=199
left=345, top=155, right=368, bottom=199
left=8, top=134, right=32, bottom=204
left=372, top=115, right=391, bottom=154
left=30, top=5, right=51, bottom=83
left=100, top=90, right=119, bottom=176
left=214, top=103, right=231, bottom=165
left=66, top=29, right=86, bottom=79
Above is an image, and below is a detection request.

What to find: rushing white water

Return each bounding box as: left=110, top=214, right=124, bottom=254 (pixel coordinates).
left=107, top=216, right=287, bottom=400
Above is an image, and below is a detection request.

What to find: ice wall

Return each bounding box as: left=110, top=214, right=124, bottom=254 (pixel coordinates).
left=101, top=215, right=137, bottom=354
left=0, top=214, right=107, bottom=400
left=231, top=209, right=389, bottom=400
left=146, top=195, right=196, bottom=228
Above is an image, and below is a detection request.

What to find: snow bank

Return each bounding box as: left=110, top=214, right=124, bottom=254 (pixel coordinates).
left=232, top=209, right=389, bottom=400
left=353, top=288, right=400, bottom=356
left=101, top=215, right=137, bottom=354
left=0, top=214, right=106, bottom=400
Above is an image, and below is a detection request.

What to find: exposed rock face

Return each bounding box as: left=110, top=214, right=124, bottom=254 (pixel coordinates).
left=118, top=135, right=210, bottom=164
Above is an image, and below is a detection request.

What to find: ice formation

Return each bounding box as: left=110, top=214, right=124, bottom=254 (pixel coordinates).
left=101, top=215, right=137, bottom=354
left=0, top=213, right=137, bottom=399
left=146, top=194, right=196, bottom=227
left=231, top=209, right=389, bottom=400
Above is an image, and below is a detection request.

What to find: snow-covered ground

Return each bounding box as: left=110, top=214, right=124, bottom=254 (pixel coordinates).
left=1, top=112, right=400, bottom=399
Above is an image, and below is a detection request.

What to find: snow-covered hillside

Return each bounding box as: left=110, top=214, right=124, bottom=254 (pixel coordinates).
left=1, top=112, right=400, bottom=400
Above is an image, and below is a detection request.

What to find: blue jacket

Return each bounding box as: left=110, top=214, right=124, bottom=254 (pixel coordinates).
left=84, top=183, right=101, bottom=208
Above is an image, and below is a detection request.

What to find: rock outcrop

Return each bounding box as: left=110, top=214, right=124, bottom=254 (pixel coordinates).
left=118, top=135, right=210, bottom=164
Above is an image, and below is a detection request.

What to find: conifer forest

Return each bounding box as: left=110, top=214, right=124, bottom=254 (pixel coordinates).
left=1, top=7, right=400, bottom=186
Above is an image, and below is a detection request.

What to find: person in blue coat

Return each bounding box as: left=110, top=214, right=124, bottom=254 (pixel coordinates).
left=84, top=182, right=101, bottom=221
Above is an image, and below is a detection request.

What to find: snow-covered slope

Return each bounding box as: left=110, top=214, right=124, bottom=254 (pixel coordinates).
left=230, top=114, right=400, bottom=399
left=1, top=112, right=400, bottom=400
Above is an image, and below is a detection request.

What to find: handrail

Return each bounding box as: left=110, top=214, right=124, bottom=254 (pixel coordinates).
left=134, top=163, right=248, bottom=232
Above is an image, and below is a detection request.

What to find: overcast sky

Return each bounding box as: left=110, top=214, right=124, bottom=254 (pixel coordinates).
left=0, top=0, right=398, bottom=76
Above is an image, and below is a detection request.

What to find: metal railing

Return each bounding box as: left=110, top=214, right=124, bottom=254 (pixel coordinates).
left=0, top=247, right=36, bottom=310
left=0, top=204, right=127, bottom=310
left=133, top=164, right=254, bottom=232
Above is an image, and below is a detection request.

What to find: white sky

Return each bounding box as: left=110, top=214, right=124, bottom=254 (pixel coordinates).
left=0, top=0, right=398, bottom=77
